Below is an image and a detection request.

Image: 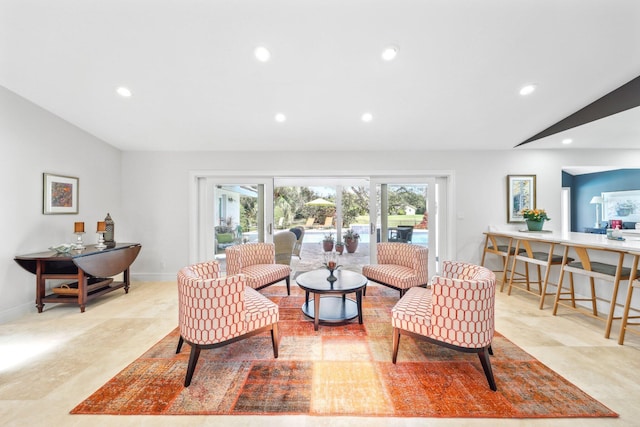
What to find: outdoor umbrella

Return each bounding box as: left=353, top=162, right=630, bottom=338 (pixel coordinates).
left=305, top=198, right=335, bottom=206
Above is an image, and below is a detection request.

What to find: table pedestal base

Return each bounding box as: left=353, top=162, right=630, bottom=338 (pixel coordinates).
left=302, top=296, right=359, bottom=330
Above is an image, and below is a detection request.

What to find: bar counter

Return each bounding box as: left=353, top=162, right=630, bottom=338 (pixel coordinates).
left=487, top=229, right=640, bottom=253
left=483, top=228, right=640, bottom=344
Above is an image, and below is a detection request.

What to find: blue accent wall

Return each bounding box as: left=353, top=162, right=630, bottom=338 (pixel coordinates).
left=569, top=169, right=640, bottom=232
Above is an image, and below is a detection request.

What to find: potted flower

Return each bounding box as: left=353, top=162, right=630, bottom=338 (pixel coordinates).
left=323, top=232, right=335, bottom=252
left=344, top=229, right=360, bottom=253
left=521, top=208, right=550, bottom=231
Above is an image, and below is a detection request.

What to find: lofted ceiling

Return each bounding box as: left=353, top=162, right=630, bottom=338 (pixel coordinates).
left=1, top=0, right=639, bottom=152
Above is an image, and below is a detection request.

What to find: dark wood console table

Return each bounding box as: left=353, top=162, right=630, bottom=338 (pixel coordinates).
left=14, top=243, right=141, bottom=313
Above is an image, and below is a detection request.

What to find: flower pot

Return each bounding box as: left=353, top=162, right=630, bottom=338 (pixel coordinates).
left=323, top=241, right=334, bottom=252
left=526, top=220, right=544, bottom=231
left=335, top=243, right=344, bottom=254
left=345, top=238, right=359, bottom=253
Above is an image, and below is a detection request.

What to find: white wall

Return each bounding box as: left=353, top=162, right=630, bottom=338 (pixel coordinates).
left=0, top=86, right=122, bottom=322
left=4, top=84, right=640, bottom=323
left=121, top=149, right=640, bottom=281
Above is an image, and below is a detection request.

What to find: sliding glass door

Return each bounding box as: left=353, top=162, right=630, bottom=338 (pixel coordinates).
left=192, top=174, right=450, bottom=276
left=370, top=177, right=439, bottom=275
left=194, top=177, right=272, bottom=262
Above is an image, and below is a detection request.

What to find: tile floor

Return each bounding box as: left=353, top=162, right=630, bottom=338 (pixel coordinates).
left=1, top=279, right=640, bottom=427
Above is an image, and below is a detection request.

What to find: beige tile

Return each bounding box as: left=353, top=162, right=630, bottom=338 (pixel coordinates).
left=1, top=281, right=639, bottom=426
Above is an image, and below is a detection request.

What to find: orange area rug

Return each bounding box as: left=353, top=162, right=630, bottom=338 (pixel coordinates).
left=71, top=283, right=617, bottom=418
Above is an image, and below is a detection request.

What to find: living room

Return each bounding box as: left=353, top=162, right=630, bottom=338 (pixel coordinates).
left=2, top=1, right=640, bottom=426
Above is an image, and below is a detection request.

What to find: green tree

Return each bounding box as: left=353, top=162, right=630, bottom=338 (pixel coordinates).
left=342, top=186, right=369, bottom=227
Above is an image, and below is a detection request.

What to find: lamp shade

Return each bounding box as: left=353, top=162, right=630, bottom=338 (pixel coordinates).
left=590, top=196, right=603, bottom=204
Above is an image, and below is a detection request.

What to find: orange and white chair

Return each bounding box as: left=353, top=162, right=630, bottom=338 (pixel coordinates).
left=391, top=260, right=497, bottom=391
left=176, top=260, right=279, bottom=386
left=362, top=242, right=429, bottom=297
left=225, top=243, right=292, bottom=295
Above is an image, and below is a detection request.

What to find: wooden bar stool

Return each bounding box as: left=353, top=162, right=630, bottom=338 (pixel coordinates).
left=481, top=232, right=524, bottom=292
left=507, top=238, right=573, bottom=309
left=553, top=244, right=632, bottom=339
left=618, top=251, right=640, bottom=345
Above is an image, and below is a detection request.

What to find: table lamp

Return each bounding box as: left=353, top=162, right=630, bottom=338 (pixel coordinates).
left=590, top=196, right=603, bottom=228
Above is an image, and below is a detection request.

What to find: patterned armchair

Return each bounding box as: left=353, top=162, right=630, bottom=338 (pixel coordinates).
left=225, top=243, right=292, bottom=295
left=176, top=260, right=279, bottom=387
left=362, top=242, right=429, bottom=297
left=391, top=260, right=497, bottom=390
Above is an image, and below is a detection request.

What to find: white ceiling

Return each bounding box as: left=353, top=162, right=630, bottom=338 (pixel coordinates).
left=1, top=0, right=639, bottom=152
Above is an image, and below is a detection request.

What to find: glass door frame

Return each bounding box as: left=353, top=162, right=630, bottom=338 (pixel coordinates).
left=190, top=171, right=454, bottom=273
left=189, top=173, right=274, bottom=264
left=369, top=176, right=438, bottom=276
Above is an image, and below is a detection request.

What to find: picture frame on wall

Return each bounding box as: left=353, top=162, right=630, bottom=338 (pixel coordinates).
left=43, top=173, right=79, bottom=214
left=507, top=174, right=536, bottom=223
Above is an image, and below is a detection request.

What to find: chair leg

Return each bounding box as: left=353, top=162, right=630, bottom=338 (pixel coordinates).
left=176, top=335, right=184, bottom=354
left=184, top=345, right=202, bottom=387
left=539, top=264, right=553, bottom=310
left=589, top=277, right=598, bottom=316
left=271, top=323, right=279, bottom=358
left=488, top=344, right=493, bottom=356
left=619, top=282, right=638, bottom=345
left=477, top=346, right=497, bottom=391
left=285, top=276, right=291, bottom=295
left=553, top=267, right=566, bottom=315
left=392, top=327, right=401, bottom=363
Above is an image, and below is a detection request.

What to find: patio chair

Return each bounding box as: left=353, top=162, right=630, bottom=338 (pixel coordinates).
left=389, top=226, right=413, bottom=243
left=304, top=217, right=315, bottom=228
left=176, top=260, right=279, bottom=386
left=391, top=260, right=497, bottom=391
left=274, top=231, right=296, bottom=265
left=317, top=216, right=333, bottom=229
left=289, top=226, right=305, bottom=258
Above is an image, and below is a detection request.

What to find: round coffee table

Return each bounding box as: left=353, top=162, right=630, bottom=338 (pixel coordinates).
left=296, top=269, right=368, bottom=331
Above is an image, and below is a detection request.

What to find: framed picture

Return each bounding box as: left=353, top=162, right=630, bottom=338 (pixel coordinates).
left=507, top=175, right=536, bottom=222
left=43, top=173, right=79, bottom=214
left=601, top=190, right=640, bottom=222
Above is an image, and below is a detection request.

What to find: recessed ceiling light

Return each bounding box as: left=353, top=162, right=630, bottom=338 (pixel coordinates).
left=562, top=138, right=573, bottom=145
left=381, top=46, right=398, bottom=61
left=519, top=84, right=537, bottom=96
left=361, top=112, right=373, bottom=122
left=255, top=46, right=271, bottom=62
left=116, top=86, right=132, bottom=97
left=275, top=113, right=286, bottom=123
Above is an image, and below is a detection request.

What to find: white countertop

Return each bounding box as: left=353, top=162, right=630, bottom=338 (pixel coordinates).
left=486, top=228, right=640, bottom=253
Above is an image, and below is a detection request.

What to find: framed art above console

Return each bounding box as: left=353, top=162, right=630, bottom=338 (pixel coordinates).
left=43, top=173, right=79, bottom=214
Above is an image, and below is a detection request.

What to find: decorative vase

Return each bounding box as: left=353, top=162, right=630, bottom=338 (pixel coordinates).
left=345, top=238, right=359, bottom=253
left=526, top=220, right=544, bottom=231
left=323, top=241, right=334, bottom=252
left=335, top=243, right=344, bottom=254
left=323, top=252, right=340, bottom=282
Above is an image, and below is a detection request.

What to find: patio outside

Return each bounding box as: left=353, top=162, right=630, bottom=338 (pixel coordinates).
left=215, top=184, right=428, bottom=276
